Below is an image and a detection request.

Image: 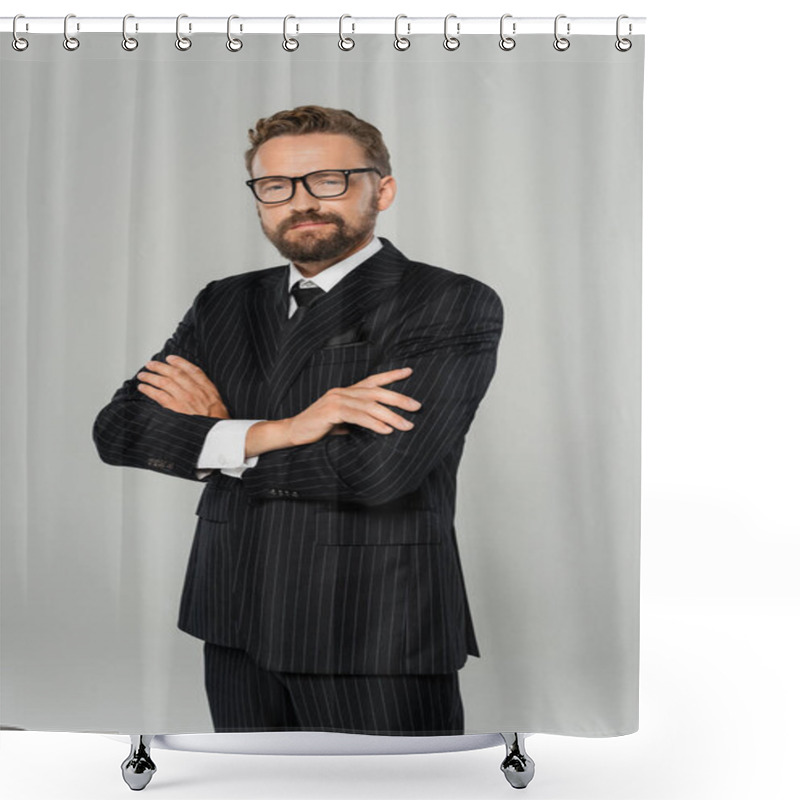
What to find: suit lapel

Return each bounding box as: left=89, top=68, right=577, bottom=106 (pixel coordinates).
left=245, top=266, right=288, bottom=378
left=267, top=239, right=408, bottom=412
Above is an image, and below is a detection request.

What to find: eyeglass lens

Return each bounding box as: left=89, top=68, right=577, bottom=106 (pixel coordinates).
left=254, top=171, right=348, bottom=203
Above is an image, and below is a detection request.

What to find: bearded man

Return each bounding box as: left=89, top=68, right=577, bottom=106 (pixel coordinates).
left=94, top=105, right=503, bottom=735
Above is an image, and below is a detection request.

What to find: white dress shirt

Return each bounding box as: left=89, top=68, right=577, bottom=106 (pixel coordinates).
left=196, top=236, right=383, bottom=478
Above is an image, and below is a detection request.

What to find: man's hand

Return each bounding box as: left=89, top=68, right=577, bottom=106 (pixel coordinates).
left=136, top=355, right=231, bottom=419
left=287, top=367, right=420, bottom=446
left=245, top=367, right=420, bottom=457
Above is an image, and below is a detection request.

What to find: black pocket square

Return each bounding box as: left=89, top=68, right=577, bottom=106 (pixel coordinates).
left=323, top=328, right=367, bottom=348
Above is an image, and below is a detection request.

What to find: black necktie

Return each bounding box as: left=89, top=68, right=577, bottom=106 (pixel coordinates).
left=288, top=281, right=325, bottom=325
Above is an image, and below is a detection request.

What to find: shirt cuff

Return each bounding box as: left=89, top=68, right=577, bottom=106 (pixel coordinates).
left=196, top=419, right=262, bottom=478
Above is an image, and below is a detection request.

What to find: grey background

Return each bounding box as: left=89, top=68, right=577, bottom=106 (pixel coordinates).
left=1, top=33, right=643, bottom=734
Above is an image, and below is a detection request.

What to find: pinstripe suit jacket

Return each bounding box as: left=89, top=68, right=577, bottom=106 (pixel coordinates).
left=94, top=239, right=503, bottom=675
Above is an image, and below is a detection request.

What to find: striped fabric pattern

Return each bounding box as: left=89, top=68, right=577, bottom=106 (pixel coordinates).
left=93, top=239, right=503, bottom=676
left=203, top=641, right=464, bottom=735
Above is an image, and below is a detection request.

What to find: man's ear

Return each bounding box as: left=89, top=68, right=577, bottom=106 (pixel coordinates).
left=376, top=175, right=398, bottom=212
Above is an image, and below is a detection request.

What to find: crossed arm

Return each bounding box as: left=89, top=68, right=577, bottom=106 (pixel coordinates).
left=96, top=279, right=502, bottom=503
left=136, top=356, right=421, bottom=457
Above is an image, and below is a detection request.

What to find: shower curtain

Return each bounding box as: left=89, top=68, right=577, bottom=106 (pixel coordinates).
left=1, top=26, right=644, bottom=738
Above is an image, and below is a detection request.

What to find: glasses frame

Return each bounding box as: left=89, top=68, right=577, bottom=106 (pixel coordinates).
left=245, top=167, right=381, bottom=205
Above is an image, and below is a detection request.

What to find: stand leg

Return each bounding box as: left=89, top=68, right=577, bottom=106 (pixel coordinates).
left=121, top=735, right=157, bottom=791
left=500, top=732, right=535, bottom=789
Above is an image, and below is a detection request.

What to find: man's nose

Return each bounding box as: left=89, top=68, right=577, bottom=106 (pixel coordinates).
left=289, top=181, right=321, bottom=212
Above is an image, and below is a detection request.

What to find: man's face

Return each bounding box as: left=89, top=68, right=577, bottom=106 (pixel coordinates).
left=251, top=132, right=396, bottom=273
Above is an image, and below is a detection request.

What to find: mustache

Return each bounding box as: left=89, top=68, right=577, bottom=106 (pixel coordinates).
left=278, top=212, right=344, bottom=235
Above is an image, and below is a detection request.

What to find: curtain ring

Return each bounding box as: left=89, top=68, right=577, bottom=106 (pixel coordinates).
left=282, top=15, right=299, bottom=51
left=122, top=14, right=139, bottom=51
left=553, top=14, right=570, bottom=51
left=615, top=15, right=632, bottom=52
left=226, top=15, right=243, bottom=52
left=63, top=13, right=80, bottom=51
left=12, top=15, right=29, bottom=52
left=499, top=14, right=516, bottom=51
left=175, top=14, right=192, bottom=51
left=443, top=14, right=460, bottom=51
left=339, top=15, right=355, bottom=51
left=394, top=15, right=410, bottom=51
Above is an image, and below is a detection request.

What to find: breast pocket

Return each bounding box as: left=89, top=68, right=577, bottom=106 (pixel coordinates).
left=313, top=340, right=373, bottom=361
left=305, top=342, right=375, bottom=386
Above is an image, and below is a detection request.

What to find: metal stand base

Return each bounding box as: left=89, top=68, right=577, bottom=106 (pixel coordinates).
left=118, top=731, right=534, bottom=790
left=121, top=735, right=156, bottom=791
left=500, top=732, right=535, bottom=789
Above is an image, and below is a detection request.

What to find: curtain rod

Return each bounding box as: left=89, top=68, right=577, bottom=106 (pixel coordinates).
left=1, top=16, right=646, bottom=36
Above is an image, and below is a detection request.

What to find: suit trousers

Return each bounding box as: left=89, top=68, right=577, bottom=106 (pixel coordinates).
left=203, top=642, right=465, bottom=735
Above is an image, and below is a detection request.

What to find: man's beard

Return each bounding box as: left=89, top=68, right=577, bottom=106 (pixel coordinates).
left=263, top=203, right=378, bottom=264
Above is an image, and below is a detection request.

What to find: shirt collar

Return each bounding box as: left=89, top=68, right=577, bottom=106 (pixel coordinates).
left=287, top=236, right=382, bottom=294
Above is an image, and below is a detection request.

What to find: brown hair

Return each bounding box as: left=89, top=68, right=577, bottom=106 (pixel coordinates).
left=245, top=105, right=392, bottom=177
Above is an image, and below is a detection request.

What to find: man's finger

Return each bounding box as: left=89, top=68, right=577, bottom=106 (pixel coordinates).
left=364, top=387, right=422, bottom=411
left=137, top=369, right=185, bottom=398
left=165, top=354, right=205, bottom=376
left=335, top=386, right=421, bottom=412
left=345, top=398, right=415, bottom=431
left=137, top=358, right=229, bottom=419
left=355, top=367, right=413, bottom=389
left=164, top=355, right=222, bottom=394
left=137, top=382, right=179, bottom=410
left=143, top=360, right=191, bottom=381
left=142, top=360, right=212, bottom=399
left=136, top=370, right=173, bottom=390
left=145, top=359, right=198, bottom=382
left=339, top=408, right=394, bottom=435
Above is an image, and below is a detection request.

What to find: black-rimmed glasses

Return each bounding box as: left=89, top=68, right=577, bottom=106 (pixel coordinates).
left=246, top=168, right=381, bottom=204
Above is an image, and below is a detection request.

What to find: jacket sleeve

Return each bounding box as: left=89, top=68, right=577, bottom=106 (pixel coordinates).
left=92, top=288, right=221, bottom=481
left=241, top=277, right=503, bottom=506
